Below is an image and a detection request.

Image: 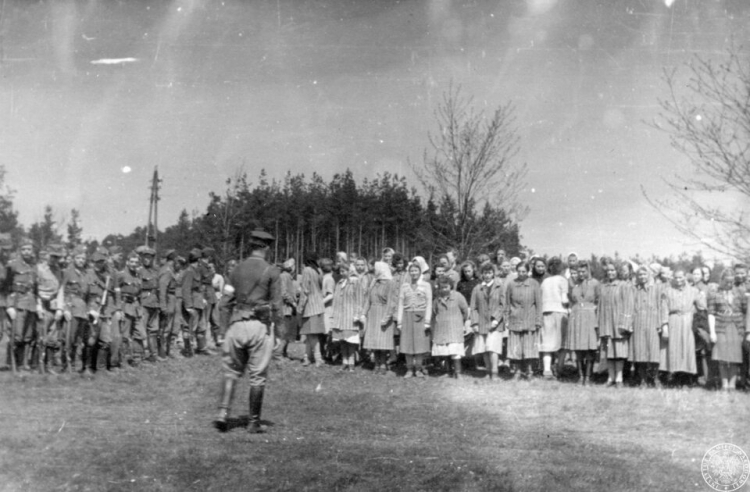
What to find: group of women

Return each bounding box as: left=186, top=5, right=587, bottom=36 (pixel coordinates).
left=274, top=249, right=750, bottom=392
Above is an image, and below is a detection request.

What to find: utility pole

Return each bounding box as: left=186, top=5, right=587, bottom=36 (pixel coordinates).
left=146, top=166, right=161, bottom=253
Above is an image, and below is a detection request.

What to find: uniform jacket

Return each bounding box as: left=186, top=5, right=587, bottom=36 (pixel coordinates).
left=158, top=263, right=177, bottom=313
left=181, top=263, right=204, bottom=310
left=5, top=257, right=39, bottom=311
left=116, top=268, right=142, bottom=318
left=138, top=265, right=159, bottom=309
left=87, top=268, right=117, bottom=318
left=57, top=265, right=90, bottom=319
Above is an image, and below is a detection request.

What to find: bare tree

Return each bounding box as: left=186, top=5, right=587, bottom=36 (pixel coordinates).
left=645, top=46, right=750, bottom=261
left=410, top=84, right=527, bottom=256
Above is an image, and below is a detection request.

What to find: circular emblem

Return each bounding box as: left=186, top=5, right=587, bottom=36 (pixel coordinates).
left=702, top=443, right=750, bottom=491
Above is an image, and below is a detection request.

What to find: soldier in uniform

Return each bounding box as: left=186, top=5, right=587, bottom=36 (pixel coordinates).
left=172, top=255, right=187, bottom=357
left=36, top=246, right=63, bottom=373
left=181, top=248, right=213, bottom=356
left=116, top=252, right=144, bottom=366
left=57, top=247, right=93, bottom=376
left=136, top=245, right=160, bottom=362
left=108, top=245, right=124, bottom=273
left=214, top=230, right=281, bottom=434
left=157, top=249, right=178, bottom=358
left=87, top=251, right=117, bottom=373
left=5, top=239, right=43, bottom=373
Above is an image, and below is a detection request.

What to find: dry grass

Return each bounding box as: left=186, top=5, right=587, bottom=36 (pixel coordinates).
left=0, top=348, right=748, bottom=492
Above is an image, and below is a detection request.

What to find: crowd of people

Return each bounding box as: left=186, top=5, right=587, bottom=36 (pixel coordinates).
left=1, top=239, right=749, bottom=393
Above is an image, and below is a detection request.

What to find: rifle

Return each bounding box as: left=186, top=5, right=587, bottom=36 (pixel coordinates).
left=92, top=275, right=111, bottom=327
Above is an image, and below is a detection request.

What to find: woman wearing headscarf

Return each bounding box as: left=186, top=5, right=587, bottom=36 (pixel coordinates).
left=396, top=260, right=432, bottom=378
left=565, top=260, right=599, bottom=385
left=708, top=269, right=749, bottom=391
left=412, top=256, right=430, bottom=282
left=597, top=259, right=634, bottom=388
left=630, top=265, right=668, bottom=387
left=330, top=259, right=364, bottom=372
left=660, top=269, right=704, bottom=385
left=298, top=252, right=326, bottom=367
left=362, top=261, right=397, bottom=374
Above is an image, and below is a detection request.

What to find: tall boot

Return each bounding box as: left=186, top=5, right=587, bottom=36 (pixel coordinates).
left=453, top=358, right=462, bottom=380
left=81, top=346, right=94, bottom=378
left=89, top=343, right=99, bottom=373
left=248, top=386, right=265, bottom=434
left=183, top=337, right=193, bottom=358
left=145, top=335, right=158, bottom=362
left=213, top=377, right=236, bottom=432
left=158, top=334, right=167, bottom=359
left=45, top=347, right=58, bottom=375
left=18, top=344, right=29, bottom=371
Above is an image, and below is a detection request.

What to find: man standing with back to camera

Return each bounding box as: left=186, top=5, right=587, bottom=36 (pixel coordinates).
left=214, top=230, right=281, bottom=434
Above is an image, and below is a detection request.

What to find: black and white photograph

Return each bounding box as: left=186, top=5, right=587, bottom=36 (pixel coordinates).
left=0, top=0, right=749, bottom=491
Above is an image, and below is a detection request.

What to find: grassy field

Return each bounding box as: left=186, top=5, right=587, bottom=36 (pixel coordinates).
left=1, top=346, right=749, bottom=492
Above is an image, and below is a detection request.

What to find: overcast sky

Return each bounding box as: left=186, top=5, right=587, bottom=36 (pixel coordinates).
left=0, top=0, right=747, bottom=259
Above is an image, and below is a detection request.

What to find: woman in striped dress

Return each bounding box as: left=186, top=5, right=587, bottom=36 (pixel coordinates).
left=630, top=265, right=668, bottom=387
left=565, top=261, right=599, bottom=385
left=660, top=269, right=704, bottom=383
left=396, top=261, right=432, bottom=378
left=708, top=269, right=749, bottom=391
left=330, top=263, right=364, bottom=372
left=432, top=276, right=470, bottom=379
left=362, top=261, right=397, bottom=374
left=597, top=259, right=634, bottom=388
left=505, top=262, right=542, bottom=380
left=298, top=252, right=326, bottom=367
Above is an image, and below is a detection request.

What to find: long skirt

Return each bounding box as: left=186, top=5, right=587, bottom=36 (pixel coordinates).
left=362, top=302, right=395, bottom=350
left=563, top=306, right=598, bottom=351
left=660, top=313, right=697, bottom=374
left=400, top=310, right=430, bottom=355
left=630, top=323, right=661, bottom=364
left=471, top=331, right=504, bottom=355
left=300, top=313, right=326, bottom=336
left=508, top=330, right=538, bottom=360
left=539, top=312, right=565, bottom=352
left=600, top=336, right=629, bottom=360
left=712, top=322, right=742, bottom=364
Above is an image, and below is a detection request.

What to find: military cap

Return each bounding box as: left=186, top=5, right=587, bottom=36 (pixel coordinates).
left=91, top=251, right=107, bottom=262
left=128, top=250, right=140, bottom=260
left=163, top=249, right=176, bottom=261
left=108, top=245, right=123, bottom=255
left=176, top=255, right=187, bottom=265
left=136, top=245, right=156, bottom=256
left=188, top=248, right=202, bottom=262
left=202, top=247, right=216, bottom=258
left=20, top=238, right=33, bottom=248
left=47, top=245, right=64, bottom=257
left=72, top=246, right=87, bottom=257
left=250, top=229, right=275, bottom=243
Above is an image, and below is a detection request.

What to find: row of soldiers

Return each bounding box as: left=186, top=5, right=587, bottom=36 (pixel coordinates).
left=0, top=239, right=227, bottom=376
